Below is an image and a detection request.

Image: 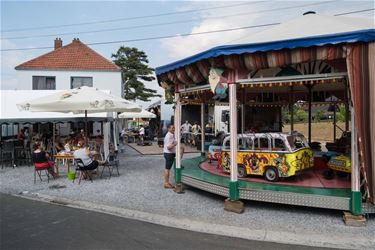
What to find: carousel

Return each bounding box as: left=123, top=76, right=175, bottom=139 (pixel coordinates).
left=155, top=13, right=375, bottom=216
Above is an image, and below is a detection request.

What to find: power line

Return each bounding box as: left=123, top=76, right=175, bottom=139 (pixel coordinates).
left=1, top=1, right=265, bottom=33
left=334, top=8, right=375, bottom=16
left=1, top=0, right=338, bottom=40
left=1, top=7, right=373, bottom=52
left=0, top=23, right=281, bottom=51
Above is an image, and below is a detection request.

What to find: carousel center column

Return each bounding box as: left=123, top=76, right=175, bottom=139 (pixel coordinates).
left=224, top=72, right=244, bottom=213
left=201, top=103, right=205, bottom=157
left=174, top=92, right=184, bottom=193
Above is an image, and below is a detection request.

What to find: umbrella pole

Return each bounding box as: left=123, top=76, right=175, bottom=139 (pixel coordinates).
left=85, top=110, right=88, bottom=145
left=53, top=122, right=55, bottom=156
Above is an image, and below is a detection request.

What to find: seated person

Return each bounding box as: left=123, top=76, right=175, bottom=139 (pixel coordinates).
left=64, top=138, right=72, bottom=153
left=73, top=140, right=103, bottom=171
left=73, top=134, right=83, bottom=146
left=32, top=142, right=56, bottom=177
left=95, top=135, right=104, bottom=153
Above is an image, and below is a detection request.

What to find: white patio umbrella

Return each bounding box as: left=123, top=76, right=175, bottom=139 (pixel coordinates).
left=118, top=109, right=156, bottom=119
left=17, top=86, right=142, bottom=143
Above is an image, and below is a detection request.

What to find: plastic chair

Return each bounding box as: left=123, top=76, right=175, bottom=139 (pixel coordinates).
left=100, top=152, right=119, bottom=179
left=34, top=162, right=55, bottom=184
left=74, top=158, right=93, bottom=184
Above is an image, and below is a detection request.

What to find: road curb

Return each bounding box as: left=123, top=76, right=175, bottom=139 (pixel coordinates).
left=14, top=192, right=375, bottom=250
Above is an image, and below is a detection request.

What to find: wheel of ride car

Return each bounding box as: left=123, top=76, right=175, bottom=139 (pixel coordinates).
left=336, top=171, right=349, bottom=178
left=264, top=167, right=279, bottom=182
left=237, top=165, right=247, bottom=178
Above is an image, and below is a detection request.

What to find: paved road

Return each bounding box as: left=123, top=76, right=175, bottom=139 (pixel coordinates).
left=0, top=194, right=330, bottom=250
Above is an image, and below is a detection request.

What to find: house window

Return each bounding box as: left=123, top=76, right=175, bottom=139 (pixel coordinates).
left=71, top=77, right=93, bottom=89
left=32, top=76, right=56, bottom=90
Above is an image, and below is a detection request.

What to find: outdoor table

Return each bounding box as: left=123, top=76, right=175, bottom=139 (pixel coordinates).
left=54, top=154, right=75, bottom=176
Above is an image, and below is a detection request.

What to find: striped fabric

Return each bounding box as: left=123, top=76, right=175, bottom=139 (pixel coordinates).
left=159, top=45, right=346, bottom=85
left=369, top=43, right=375, bottom=203
left=346, top=42, right=374, bottom=202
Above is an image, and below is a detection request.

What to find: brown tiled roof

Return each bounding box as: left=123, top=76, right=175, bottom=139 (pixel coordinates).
left=15, top=39, right=121, bottom=72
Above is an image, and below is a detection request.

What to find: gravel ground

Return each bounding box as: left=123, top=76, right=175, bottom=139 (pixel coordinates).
left=1, top=145, right=374, bottom=248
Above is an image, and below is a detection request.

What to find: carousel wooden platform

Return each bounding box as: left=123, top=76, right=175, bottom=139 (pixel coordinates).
left=181, top=156, right=375, bottom=213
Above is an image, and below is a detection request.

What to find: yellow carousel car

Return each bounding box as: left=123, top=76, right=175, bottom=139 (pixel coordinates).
left=219, top=132, right=314, bottom=182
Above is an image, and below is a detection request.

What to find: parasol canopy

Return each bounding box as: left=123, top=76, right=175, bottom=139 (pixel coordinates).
left=118, top=109, right=156, bottom=119
left=17, top=86, right=141, bottom=114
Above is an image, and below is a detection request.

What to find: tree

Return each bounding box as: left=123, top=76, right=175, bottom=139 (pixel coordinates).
left=295, top=107, right=308, bottom=122
left=112, top=47, right=161, bottom=101
left=336, top=104, right=350, bottom=122
left=314, top=109, right=324, bottom=122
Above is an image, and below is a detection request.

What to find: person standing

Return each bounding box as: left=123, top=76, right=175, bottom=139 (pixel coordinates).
left=191, top=122, right=201, bottom=147
left=181, top=120, right=192, bottom=144
left=139, top=125, right=145, bottom=145
left=163, top=124, right=177, bottom=189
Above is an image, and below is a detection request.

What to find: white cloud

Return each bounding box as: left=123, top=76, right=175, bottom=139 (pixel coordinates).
left=160, top=1, right=264, bottom=60
left=0, top=39, right=36, bottom=90
left=160, top=1, right=375, bottom=61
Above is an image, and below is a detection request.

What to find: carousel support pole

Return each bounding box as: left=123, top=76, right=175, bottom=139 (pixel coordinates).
left=200, top=103, right=205, bottom=157
left=224, top=78, right=244, bottom=213
left=344, top=81, right=350, bottom=131
left=241, top=88, right=245, bottom=134
left=307, top=85, right=312, bottom=144
left=344, top=106, right=366, bottom=226
left=174, top=92, right=183, bottom=193
left=333, top=103, right=337, bottom=142
left=350, top=108, right=362, bottom=215
left=290, top=86, right=294, bottom=132
left=241, top=104, right=245, bottom=134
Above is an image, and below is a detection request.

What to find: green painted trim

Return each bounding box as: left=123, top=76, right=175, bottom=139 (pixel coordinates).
left=229, top=181, right=239, bottom=201
left=175, top=168, right=182, bottom=183
left=173, top=159, right=177, bottom=183
left=350, top=191, right=362, bottom=215
left=181, top=156, right=351, bottom=198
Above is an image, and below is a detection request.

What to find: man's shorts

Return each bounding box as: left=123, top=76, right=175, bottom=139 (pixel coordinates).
left=164, top=153, right=176, bottom=170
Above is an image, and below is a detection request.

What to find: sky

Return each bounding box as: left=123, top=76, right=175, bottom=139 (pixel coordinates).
left=1, top=0, right=374, bottom=107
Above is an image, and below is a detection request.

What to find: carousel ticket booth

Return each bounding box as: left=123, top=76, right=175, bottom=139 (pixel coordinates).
left=155, top=13, right=375, bottom=218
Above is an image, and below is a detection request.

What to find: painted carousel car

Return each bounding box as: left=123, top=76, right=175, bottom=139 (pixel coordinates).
left=219, top=132, right=314, bottom=182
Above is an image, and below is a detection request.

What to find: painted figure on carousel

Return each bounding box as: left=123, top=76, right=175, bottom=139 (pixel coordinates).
left=208, top=67, right=228, bottom=100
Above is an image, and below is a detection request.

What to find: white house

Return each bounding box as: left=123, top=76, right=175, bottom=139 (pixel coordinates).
left=5, top=38, right=122, bottom=137
left=15, top=38, right=122, bottom=97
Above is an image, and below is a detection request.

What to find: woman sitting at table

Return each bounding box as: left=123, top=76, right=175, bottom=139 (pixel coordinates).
left=54, top=137, right=65, bottom=153
left=73, top=140, right=103, bottom=172
left=64, top=138, right=72, bottom=153
left=32, top=142, right=56, bottom=177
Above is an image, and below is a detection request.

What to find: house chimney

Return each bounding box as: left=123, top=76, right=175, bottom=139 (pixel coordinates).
left=72, top=38, right=80, bottom=43
left=54, top=38, right=62, bottom=50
